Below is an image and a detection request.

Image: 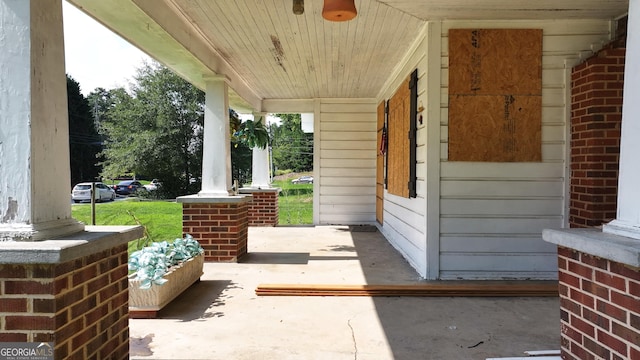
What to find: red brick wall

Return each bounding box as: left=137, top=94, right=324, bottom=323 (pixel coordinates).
left=557, top=246, right=640, bottom=359
left=247, top=191, right=279, bottom=226
left=182, top=202, right=249, bottom=262
left=0, top=244, right=129, bottom=359
left=570, top=46, right=625, bottom=228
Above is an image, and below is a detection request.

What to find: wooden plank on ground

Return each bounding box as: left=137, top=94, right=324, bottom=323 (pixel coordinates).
left=486, top=357, right=561, bottom=360
left=255, top=281, right=558, bottom=297
left=524, top=350, right=561, bottom=356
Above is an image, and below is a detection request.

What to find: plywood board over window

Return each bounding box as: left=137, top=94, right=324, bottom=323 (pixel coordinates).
left=448, top=29, right=542, bottom=162
left=388, top=77, right=411, bottom=197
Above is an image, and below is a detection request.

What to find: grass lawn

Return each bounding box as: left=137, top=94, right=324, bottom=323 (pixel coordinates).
left=272, top=179, right=313, bottom=225
left=72, top=199, right=183, bottom=253
left=71, top=181, right=314, bottom=252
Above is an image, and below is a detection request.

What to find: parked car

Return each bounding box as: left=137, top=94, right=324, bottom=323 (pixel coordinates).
left=144, top=179, right=161, bottom=191
left=72, top=182, right=116, bottom=203
left=113, top=180, right=146, bottom=196
left=291, top=176, right=313, bottom=184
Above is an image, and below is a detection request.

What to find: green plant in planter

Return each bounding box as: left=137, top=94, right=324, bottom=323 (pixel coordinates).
left=128, top=234, right=204, bottom=289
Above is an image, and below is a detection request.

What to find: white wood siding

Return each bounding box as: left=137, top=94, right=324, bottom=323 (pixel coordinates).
left=317, top=99, right=378, bottom=225
left=437, top=19, right=612, bottom=279
left=378, top=19, right=613, bottom=279
left=377, top=26, right=431, bottom=274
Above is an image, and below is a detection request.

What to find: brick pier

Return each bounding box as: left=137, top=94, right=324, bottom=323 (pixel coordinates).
left=0, top=226, right=143, bottom=359
left=239, top=188, right=280, bottom=227
left=555, top=244, right=640, bottom=359
left=178, top=195, right=252, bottom=262
left=569, top=45, right=625, bottom=228
left=542, top=229, right=640, bottom=359
left=545, top=33, right=640, bottom=360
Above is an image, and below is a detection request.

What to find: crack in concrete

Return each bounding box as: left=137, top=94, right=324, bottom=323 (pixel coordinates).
left=347, top=319, right=358, bottom=360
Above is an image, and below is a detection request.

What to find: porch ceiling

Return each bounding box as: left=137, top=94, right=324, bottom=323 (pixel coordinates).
left=66, top=0, right=628, bottom=112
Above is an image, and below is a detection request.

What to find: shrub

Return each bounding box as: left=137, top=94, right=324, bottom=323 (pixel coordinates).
left=128, top=234, right=203, bottom=289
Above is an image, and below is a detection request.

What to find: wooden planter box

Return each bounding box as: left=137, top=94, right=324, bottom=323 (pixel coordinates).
left=129, top=254, right=204, bottom=318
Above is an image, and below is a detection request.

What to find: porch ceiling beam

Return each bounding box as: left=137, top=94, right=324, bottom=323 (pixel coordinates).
left=377, top=0, right=628, bottom=20
left=261, top=99, right=316, bottom=114
left=66, top=0, right=262, bottom=113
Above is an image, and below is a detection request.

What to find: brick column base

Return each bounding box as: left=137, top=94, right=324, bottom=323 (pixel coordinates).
left=239, top=188, right=280, bottom=227
left=557, top=246, right=640, bottom=359
left=179, top=195, right=252, bottom=262
left=0, top=226, right=143, bottom=359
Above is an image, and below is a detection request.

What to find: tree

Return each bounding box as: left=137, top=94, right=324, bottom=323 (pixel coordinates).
left=99, top=62, right=204, bottom=197
left=87, top=87, right=118, bottom=131
left=67, top=75, right=101, bottom=186
left=270, top=113, right=313, bottom=173
left=97, top=61, right=268, bottom=196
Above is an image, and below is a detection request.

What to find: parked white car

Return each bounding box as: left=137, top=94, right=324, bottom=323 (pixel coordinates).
left=144, top=179, right=161, bottom=191
left=291, top=176, right=313, bottom=184
left=72, top=182, right=116, bottom=203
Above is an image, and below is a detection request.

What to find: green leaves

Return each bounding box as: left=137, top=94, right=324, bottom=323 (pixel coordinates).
left=128, top=245, right=170, bottom=289
left=166, top=235, right=204, bottom=262
left=229, top=110, right=268, bottom=149
left=97, top=62, right=204, bottom=197
left=128, top=234, right=204, bottom=289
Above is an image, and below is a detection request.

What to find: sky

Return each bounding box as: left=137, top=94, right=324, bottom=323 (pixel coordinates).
left=63, top=2, right=151, bottom=95
left=61, top=2, right=284, bottom=125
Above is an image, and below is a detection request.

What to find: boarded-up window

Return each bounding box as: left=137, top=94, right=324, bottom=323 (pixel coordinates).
left=387, top=76, right=411, bottom=197
left=448, top=29, right=542, bottom=162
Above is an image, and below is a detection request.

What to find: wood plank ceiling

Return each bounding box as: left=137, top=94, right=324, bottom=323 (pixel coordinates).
left=68, top=0, right=629, bottom=108
left=168, top=0, right=424, bottom=100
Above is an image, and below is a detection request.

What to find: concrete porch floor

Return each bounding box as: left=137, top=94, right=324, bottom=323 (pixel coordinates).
left=129, top=226, right=560, bottom=360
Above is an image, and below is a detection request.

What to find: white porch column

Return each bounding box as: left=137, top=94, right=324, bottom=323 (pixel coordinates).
left=250, top=113, right=271, bottom=188
left=603, top=0, right=640, bottom=239
left=200, top=78, right=233, bottom=196
left=0, top=0, right=83, bottom=241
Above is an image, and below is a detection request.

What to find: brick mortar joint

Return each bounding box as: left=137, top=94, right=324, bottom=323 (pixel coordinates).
left=563, top=254, right=639, bottom=278
left=559, top=282, right=633, bottom=317
left=560, top=269, right=628, bottom=293
left=562, top=315, right=637, bottom=353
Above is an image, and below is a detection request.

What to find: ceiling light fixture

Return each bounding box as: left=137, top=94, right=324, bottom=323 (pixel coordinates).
left=322, top=0, right=357, bottom=22
left=293, top=0, right=304, bottom=15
